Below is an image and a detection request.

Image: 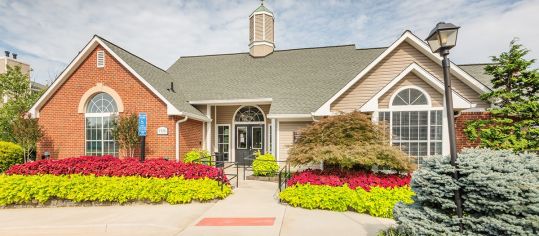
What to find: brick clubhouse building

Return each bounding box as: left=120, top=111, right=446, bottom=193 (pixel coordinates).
left=30, top=3, right=493, bottom=163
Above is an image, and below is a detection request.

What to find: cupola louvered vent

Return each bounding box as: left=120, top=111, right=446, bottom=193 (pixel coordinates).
left=96, top=50, right=105, bottom=68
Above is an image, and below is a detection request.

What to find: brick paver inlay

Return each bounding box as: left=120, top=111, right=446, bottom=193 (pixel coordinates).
left=195, top=217, right=276, bottom=226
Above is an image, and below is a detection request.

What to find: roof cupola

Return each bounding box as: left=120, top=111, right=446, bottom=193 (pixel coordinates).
left=249, top=0, right=274, bottom=57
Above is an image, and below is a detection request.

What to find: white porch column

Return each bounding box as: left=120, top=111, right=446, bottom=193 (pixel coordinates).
left=271, top=118, right=277, bottom=156
left=442, top=96, right=450, bottom=156
left=275, top=120, right=280, bottom=161
left=205, top=105, right=212, bottom=152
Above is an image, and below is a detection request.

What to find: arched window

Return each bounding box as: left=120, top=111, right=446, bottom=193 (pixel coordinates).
left=234, top=106, right=265, bottom=122
left=392, top=88, right=428, bottom=106
left=86, top=93, right=118, bottom=113
left=85, top=93, right=118, bottom=156
left=379, top=87, right=442, bottom=165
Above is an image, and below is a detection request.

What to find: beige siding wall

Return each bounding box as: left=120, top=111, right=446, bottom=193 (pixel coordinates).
left=278, top=121, right=311, bottom=161
left=254, top=14, right=264, bottom=41
left=249, top=16, right=254, bottom=42
left=1, top=58, right=31, bottom=75
left=331, top=42, right=488, bottom=112
left=264, top=14, right=274, bottom=42
left=378, top=73, right=444, bottom=108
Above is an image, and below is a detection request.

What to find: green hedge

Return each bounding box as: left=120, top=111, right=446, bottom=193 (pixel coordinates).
left=0, top=141, right=23, bottom=173
left=279, top=184, right=414, bottom=218
left=252, top=152, right=279, bottom=176
left=0, top=174, right=231, bottom=206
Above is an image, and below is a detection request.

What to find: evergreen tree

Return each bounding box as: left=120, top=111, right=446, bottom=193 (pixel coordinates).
left=465, top=40, right=539, bottom=151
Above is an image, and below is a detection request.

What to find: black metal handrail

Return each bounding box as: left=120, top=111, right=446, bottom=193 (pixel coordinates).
left=192, top=154, right=239, bottom=189
left=278, top=163, right=291, bottom=194
left=242, top=156, right=289, bottom=180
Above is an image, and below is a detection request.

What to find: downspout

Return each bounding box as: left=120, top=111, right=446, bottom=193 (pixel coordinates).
left=175, top=116, right=189, bottom=162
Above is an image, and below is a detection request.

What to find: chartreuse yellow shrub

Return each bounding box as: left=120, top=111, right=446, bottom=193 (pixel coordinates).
left=0, top=174, right=231, bottom=206
left=183, top=149, right=212, bottom=165
left=350, top=186, right=414, bottom=218
left=279, top=184, right=354, bottom=211
left=279, top=184, right=414, bottom=218
left=252, top=152, right=279, bottom=176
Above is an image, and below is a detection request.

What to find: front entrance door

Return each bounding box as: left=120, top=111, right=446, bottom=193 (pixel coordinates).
left=235, top=124, right=264, bottom=165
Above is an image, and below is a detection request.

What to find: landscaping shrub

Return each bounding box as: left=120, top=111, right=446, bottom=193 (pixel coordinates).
left=280, top=184, right=354, bottom=211
left=350, top=186, right=414, bottom=218
left=0, top=174, right=231, bottom=206
left=377, top=227, right=409, bottom=236
left=287, top=112, right=412, bottom=172
left=183, top=149, right=212, bottom=165
left=280, top=184, right=414, bottom=218
left=6, top=156, right=225, bottom=182
left=0, top=141, right=23, bottom=173
left=287, top=169, right=410, bottom=191
left=394, top=148, right=539, bottom=236
left=252, top=152, right=279, bottom=176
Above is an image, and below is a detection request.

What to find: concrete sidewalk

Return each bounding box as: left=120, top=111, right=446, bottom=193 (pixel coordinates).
left=0, top=203, right=213, bottom=236
left=0, top=179, right=395, bottom=236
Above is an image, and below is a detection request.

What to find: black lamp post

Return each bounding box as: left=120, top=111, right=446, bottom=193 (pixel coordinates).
left=426, top=22, right=463, bottom=232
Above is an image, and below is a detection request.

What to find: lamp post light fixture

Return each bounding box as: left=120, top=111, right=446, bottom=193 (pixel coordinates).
left=426, top=22, right=463, bottom=232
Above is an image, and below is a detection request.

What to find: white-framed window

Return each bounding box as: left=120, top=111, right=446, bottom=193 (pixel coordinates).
left=85, top=92, right=118, bottom=156
left=378, top=87, right=442, bottom=165
left=216, top=124, right=230, bottom=161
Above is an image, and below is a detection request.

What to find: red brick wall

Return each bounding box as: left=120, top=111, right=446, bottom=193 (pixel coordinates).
left=37, top=45, right=203, bottom=159
left=455, top=111, right=491, bottom=151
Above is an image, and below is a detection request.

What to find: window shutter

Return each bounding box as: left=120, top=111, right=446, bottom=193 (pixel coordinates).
left=96, top=50, right=105, bottom=68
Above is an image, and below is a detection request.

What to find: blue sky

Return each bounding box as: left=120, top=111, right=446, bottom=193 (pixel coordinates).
left=1, top=0, right=538, bottom=85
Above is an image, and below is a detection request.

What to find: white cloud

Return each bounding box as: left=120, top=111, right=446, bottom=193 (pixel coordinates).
left=0, top=0, right=537, bottom=85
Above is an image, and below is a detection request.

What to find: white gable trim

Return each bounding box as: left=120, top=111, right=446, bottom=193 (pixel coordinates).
left=313, top=31, right=490, bottom=116
left=360, top=63, right=473, bottom=112
left=29, top=36, right=209, bottom=122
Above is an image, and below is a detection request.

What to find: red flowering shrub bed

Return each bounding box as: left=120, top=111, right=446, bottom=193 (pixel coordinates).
left=6, top=156, right=226, bottom=182
left=287, top=169, right=410, bottom=191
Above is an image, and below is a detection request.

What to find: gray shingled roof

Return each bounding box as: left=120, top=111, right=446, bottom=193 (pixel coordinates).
left=167, top=46, right=386, bottom=114
left=96, top=35, right=492, bottom=116
left=459, top=64, right=494, bottom=89
left=97, top=36, right=207, bottom=119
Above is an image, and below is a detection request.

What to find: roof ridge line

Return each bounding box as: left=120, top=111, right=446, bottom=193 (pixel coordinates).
left=94, top=35, right=168, bottom=73
left=177, top=44, right=362, bottom=59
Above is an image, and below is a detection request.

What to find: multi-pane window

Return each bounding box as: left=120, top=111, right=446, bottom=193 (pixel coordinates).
left=217, top=125, right=230, bottom=161
left=379, top=88, right=443, bottom=165
left=85, top=93, right=118, bottom=156
left=235, top=106, right=264, bottom=122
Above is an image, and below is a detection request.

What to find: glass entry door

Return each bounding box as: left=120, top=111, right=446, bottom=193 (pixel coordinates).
left=235, top=124, right=264, bottom=165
